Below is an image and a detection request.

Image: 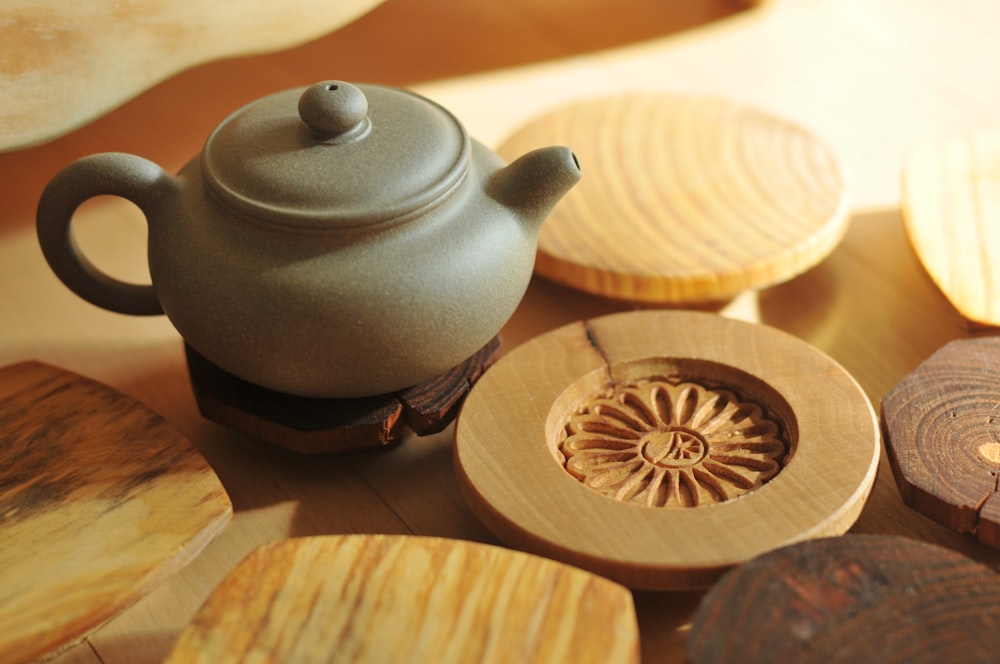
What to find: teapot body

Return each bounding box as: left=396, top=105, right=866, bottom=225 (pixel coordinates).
left=154, top=142, right=533, bottom=398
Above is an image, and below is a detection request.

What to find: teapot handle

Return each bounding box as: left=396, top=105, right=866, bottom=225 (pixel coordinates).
left=36, top=153, right=178, bottom=315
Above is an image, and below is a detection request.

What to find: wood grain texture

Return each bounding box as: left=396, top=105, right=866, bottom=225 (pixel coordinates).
left=496, top=95, right=849, bottom=304
left=0, top=362, right=231, bottom=664
left=687, top=534, right=1000, bottom=663
left=0, top=0, right=385, bottom=151
left=165, top=534, right=639, bottom=664
left=454, top=310, right=880, bottom=590
left=881, top=337, right=1000, bottom=547
left=186, top=337, right=501, bottom=454
left=902, top=132, right=1000, bottom=328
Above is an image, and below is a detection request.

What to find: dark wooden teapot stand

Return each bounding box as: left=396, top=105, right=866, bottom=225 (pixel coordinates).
left=185, top=337, right=502, bottom=454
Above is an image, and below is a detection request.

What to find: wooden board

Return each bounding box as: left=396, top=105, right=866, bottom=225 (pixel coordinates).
left=0, top=362, right=232, bottom=663
left=881, top=336, right=1000, bottom=547
left=0, top=0, right=384, bottom=151
left=454, top=310, right=880, bottom=590
left=165, top=534, right=639, bottom=663
left=687, top=534, right=1000, bottom=663
left=902, top=132, right=1000, bottom=328
left=496, top=94, right=849, bottom=304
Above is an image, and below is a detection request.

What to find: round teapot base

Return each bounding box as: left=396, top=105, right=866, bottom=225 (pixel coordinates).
left=185, top=337, right=502, bottom=454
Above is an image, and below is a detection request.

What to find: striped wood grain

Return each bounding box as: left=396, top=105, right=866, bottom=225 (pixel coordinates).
left=0, top=362, right=231, bottom=663
left=166, top=535, right=639, bottom=664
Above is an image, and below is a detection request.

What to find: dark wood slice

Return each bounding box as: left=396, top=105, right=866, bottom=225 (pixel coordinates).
left=881, top=336, right=1000, bottom=547
left=398, top=335, right=502, bottom=434
left=687, top=534, right=1000, bottom=664
left=186, top=344, right=405, bottom=454
left=187, top=336, right=501, bottom=454
left=0, top=362, right=231, bottom=662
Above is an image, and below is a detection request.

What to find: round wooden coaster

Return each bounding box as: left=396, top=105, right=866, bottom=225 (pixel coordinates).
left=496, top=95, right=849, bottom=304
left=454, top=310, right=879, bottom=590
left=686, top=534, right=1000, bottom=663
left=166, top=535, right=640, bottom=664
left=881, top=336, right=1000, bottom=548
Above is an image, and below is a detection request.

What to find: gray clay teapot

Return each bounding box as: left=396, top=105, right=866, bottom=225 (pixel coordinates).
left=37, top=80, right=580, bottom=398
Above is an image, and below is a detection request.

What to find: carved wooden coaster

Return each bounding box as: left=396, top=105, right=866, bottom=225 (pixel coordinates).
left=902, top=132, right=1000, bottom=328
left=0, top=362, right=232, bottom=663
left=881, top=336, right=1000, bottom=547
left=186, top=336, right=501, bottom=454
left=687, top=534, right=1000, bottom=663
left=454, top=310, right=879, bottom=590
left=496, top=94, right=849, bottom=304
left=165, top=534, right=640, bottom=664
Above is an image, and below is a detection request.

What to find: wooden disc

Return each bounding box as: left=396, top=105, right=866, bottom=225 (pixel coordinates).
left=454, top=310, right=879, bottom=590
left=496, top=94, right=849, bottom=304
left=881, top=336, right=1000, bottom=547
left=902, top=132, right=1000, bottom=328
left=687, top=534, right=1000, bottom=663
left=0, top=362, right=232, bottom=662
left=165, top=534, right=640, bottom=663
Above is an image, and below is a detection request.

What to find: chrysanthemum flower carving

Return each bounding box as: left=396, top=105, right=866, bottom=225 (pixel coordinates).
left=558, top=379, right=788, bottom=508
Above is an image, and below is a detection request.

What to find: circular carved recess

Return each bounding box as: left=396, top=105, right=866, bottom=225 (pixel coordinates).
left=556, top=377, right=790, bottom=508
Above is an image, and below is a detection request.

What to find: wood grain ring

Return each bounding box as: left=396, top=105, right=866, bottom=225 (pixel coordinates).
left=496, top=94, right=849, bottom=304
left=454, top=310, right=879, bottom=590
left=881, top=336, right=1000, bottom=547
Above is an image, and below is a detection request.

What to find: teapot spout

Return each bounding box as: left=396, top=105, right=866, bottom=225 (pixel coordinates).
left=488, top=146, right=581, bottom=231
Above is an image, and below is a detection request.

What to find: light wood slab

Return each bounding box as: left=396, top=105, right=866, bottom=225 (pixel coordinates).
left=455, top=310, right=880, bottom=590
left=0, top=362, right=231, bottom=663
left=687, top=534, right=1000, bottom=663
left=165, top=534, right=639, bottom=664
left=0, top=0, right=384, bottom=151
left=496, top=94, right=849, bottom=304
left=902, top=132, right=1000, bottom=328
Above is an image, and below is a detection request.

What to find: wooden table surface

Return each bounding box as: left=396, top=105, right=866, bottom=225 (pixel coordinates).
left=4, top=0, right=1000, bottom=661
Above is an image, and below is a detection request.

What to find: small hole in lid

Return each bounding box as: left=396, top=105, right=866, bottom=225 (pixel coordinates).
left=326, top=83, right=339, bottom=91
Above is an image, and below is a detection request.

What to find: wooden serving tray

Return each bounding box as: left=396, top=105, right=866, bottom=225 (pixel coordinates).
left=166, top=534, right=639, bottom=663
left=496, top=94, right=849, bottom=304
left=454, top=310, right=880, bottom=590
left=0, top=362, right=231, bottom=662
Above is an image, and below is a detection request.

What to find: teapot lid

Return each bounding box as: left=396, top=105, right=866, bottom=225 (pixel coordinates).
left=201, top=81, right=470, bottom=229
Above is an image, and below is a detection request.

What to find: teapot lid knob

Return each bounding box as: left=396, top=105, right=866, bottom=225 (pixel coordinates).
left=298, top=81, right=369, bottom=140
